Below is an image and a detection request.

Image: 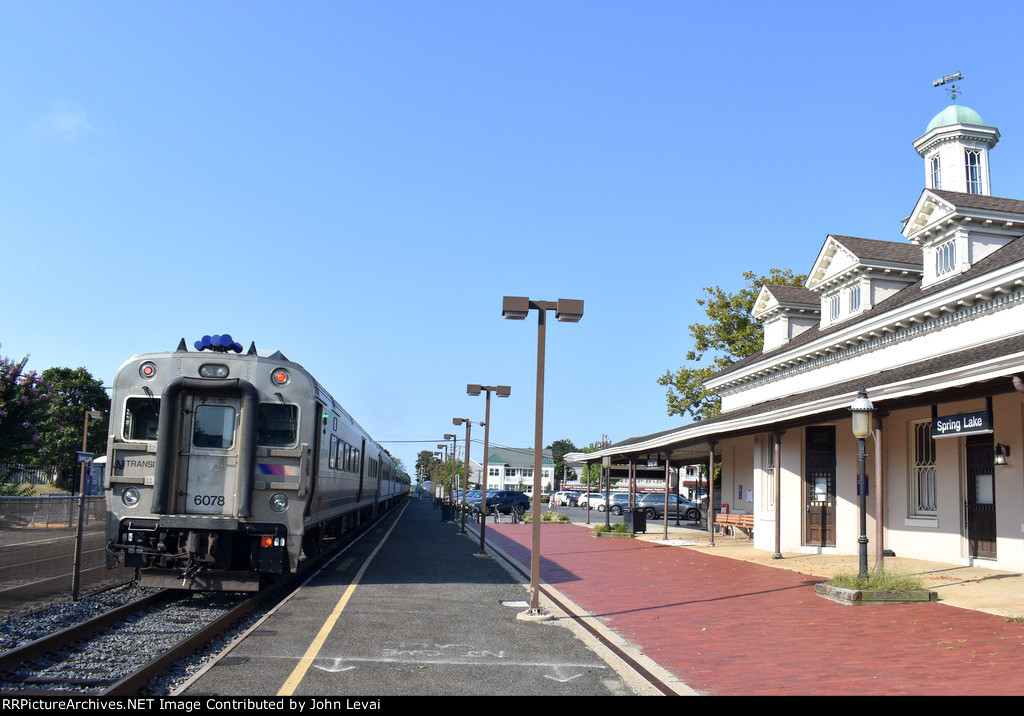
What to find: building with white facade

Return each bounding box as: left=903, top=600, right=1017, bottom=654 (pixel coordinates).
left=584, top=100, right=1024, bottom=573
left=478, top=446, right=555, bottom=493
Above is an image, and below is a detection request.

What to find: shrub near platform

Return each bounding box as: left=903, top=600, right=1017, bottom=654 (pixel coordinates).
left=590, top=523, right=633, bottom=538
left=816, top=569, right=937, bottom=605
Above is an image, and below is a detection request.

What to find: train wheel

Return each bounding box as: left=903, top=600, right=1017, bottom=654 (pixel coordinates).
left=302, top=527, right=323, bottom=559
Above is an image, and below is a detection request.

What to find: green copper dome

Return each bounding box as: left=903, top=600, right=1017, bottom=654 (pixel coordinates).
left=926, top=105, right=985, bottom=132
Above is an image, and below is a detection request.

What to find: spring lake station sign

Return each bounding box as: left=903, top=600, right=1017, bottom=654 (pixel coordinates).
left=931, top=409, right=993, bottom=439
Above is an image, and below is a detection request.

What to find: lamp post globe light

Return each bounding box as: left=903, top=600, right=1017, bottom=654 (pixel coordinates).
left=502, top=296, right=583, bottom=620
left=468, top=384, right=511, bottom=556
left=849, top=388, right=874, bottom=579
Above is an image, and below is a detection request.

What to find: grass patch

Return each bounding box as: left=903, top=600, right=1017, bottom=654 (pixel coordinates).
left=591, top=522, right=630, bottom=534
left=523, top=511, right=569, bottom=523
left=827, top=568, right=926, bottom=591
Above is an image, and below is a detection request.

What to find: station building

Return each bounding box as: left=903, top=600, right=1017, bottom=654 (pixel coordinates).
left=586, top=101, right=1024, bottom=573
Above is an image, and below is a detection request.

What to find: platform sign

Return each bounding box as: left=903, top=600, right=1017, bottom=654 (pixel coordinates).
left=76, top=451, right=94, bottom=464
left=931, top=410, right=992, bottom=439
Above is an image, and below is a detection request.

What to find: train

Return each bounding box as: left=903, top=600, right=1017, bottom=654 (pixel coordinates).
left=104, top=335, right=408, bottom=590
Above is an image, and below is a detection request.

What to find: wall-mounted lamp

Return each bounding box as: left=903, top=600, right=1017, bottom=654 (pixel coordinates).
left=995, top=443, right=1011, bottom=466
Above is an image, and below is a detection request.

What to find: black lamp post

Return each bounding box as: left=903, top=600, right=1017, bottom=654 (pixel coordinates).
left=850, top=388, right=874, bottom=579
left=602, top=455, right=611, bottom=528
left=502, top=296, right=583, bottom=619
left=468, top=384, right=511, bottom=555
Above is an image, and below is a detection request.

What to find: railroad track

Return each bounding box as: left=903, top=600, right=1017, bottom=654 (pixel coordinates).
left=0, top=506, right=393, bottom=696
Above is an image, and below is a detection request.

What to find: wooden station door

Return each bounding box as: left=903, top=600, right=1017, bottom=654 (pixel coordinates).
left=965, top=434, right=997, bottom=560
left=804, top=426, right=836, bottom=547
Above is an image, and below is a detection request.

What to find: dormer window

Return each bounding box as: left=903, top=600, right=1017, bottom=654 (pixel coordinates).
left=849, top=285, right=861, bottom=313
left=935, top=238, right=956, bottom=277
left=930, top=156, right=941, bottom=189
left=829, top=294, right=841, bottom=322
left=965, top=149, right=983, bottom=194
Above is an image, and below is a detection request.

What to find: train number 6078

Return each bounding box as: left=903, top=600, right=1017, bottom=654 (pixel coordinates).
left=194, top=494, right=225, bottom=506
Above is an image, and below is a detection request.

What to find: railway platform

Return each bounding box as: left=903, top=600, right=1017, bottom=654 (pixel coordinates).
left=177, top=496, right=669, bottom=697
left=179, top=497, right=1024, bottom=697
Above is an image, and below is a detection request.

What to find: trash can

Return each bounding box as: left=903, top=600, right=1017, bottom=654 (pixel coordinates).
left=624, top=508, right=646, bottom=534
left=441, top=503, right=455, bottom=521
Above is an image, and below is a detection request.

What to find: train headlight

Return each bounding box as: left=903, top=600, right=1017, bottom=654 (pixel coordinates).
left=199, top=363, right=229, bottom=378
left=139, top=362, right=157, bottom=380
left=122, top=487, right=141, bottom=507
left=269, top=493, right=288, bottom=512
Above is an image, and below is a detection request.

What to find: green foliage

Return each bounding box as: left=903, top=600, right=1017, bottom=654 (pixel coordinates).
left=540, top=510, right=569, bottom=522
left=591, top=522, right=630, bottom=534
left=35, top=367, right=109, bottom=491
left=827, top=569, right=926, bottom=591
left=0, top=465, right=32, bottom=497
left=658, top=268, right=807, bottom=421
left=546, top=438, right=578, bottom=488
left=0, top=351, right=53, bottom=465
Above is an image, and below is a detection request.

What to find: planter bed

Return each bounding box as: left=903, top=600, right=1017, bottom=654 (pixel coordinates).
left=815, top=583, right=937, bottom=606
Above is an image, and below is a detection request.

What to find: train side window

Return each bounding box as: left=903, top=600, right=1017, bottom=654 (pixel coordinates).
left=193, top=405, right=236, bottom=448
left=257, top=404, right=298, bottom=447
left=124, top=398, right=160, bottom=441
left=329, top=435, right=338, bottom=468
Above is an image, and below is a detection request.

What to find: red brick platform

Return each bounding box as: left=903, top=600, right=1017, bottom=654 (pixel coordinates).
left=485, top=523, right=1024, bottom=696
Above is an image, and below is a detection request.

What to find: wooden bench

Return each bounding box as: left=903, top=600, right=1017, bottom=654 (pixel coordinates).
left=713, top=512, right=754, bottom=538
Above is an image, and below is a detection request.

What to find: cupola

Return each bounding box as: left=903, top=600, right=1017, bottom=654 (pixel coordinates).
left=913, top=104, right=999, bottom=195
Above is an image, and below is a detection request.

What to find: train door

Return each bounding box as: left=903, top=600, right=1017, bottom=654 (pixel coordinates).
left=181, top=394, right=240, bottom=515
left=356, top=438, right=366, bottom=502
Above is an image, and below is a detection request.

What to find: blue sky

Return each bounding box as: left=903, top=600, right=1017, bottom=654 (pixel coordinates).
left=4, top=1, right=1024, bottom=477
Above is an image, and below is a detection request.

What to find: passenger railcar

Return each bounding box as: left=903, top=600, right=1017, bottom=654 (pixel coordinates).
left=105, top=335, right=408, bottom=590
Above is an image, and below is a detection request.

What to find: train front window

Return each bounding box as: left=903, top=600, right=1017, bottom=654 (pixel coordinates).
left=193, top=405, right=236, bottom=449
left=257, top=404, right=298, bottom=447
left=124, top=398, right=160, bottom=441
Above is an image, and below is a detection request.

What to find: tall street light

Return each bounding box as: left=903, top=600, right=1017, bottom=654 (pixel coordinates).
left=435, top=445, right=448, bottom=509
left=502, top=296, right=583, bottom=619
left=602, top=455, right=611, bottom=528
left=446, top=433, right=457, bottom=506
left=453, top=417, right=479, bottom=535
left=850, top=388, right=875, bottom=579
left=468, top=384, right=511, bottom=555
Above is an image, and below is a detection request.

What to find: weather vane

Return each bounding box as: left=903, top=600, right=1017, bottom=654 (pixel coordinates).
left=933, top=72, right=964, bottom=103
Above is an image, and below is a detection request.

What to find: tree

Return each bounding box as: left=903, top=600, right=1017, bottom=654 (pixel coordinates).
left=658, top=268, right=807, bottom=421
left=0, top=350, right=52, bottom=465
left=546, top=438, right=578, bottom=489
left=34, top=367, right=110, bottom=491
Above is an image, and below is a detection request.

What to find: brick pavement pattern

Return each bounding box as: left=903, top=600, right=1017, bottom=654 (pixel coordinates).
left=486, top=523, right=1024, bottom=696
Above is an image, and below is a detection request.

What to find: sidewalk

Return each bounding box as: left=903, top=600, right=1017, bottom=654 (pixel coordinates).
left=480, top=518, right=1024, bottom=696
left=636, top=521, right=1024, bottom=620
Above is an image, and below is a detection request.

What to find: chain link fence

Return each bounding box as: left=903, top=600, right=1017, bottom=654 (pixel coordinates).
left=0, top=496, right=135, bottom=618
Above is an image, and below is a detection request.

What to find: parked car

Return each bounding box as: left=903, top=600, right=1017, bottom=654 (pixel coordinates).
left=550, top=491, right=579, bottom=507
left=576, top=492, right=607, bottom=510
left=468, top=490, right=530, bottom=516
left=598, top=492, right=638, bottom=515
left=636, top=493, right=701, bottom=521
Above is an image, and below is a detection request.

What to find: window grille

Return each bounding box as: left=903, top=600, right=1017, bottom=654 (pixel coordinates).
left=911, top=421, right=937, bottom=515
